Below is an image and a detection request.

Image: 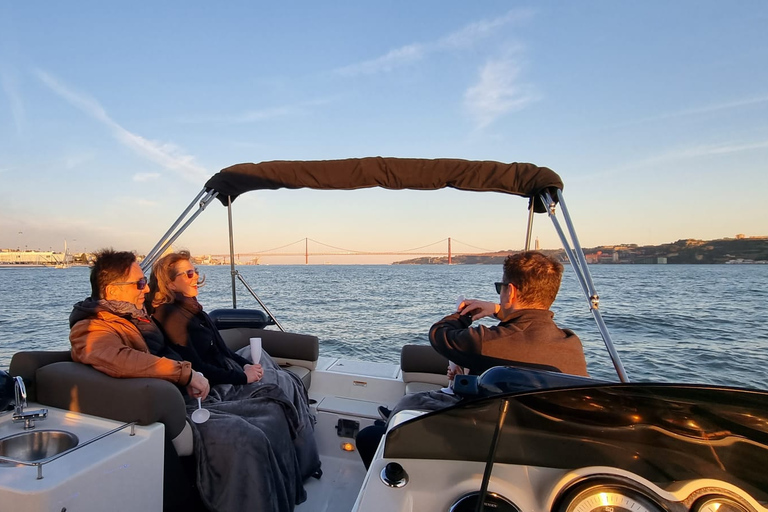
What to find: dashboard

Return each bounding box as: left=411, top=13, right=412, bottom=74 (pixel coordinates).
left=357, top=383, right=768, bottom=512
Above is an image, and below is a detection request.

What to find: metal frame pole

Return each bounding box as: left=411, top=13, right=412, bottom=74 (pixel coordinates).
left=144, top=189, right=206, bottom=265
left=524, top=202, right=535, bottom=250
left=141, top=190, right=218, bottom=272
left=541, top=190, right=629, bottom=383
left=227, top=196, right=237, bottom=308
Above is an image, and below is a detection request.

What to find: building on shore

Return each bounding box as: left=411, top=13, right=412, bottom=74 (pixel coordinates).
left=0, top=250, right=63, bottom=266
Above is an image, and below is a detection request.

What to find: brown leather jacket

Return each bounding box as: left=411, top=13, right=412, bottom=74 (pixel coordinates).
left=429, top=308, right=589, bottom=377
left=69, top=300, right=193, bottom=385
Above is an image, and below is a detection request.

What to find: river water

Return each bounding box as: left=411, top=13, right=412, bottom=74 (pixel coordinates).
left=1, top=264, right=766, bottom=389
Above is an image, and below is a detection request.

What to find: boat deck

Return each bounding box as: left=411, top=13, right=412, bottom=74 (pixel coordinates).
left=296, top=455, right=367, bottom=512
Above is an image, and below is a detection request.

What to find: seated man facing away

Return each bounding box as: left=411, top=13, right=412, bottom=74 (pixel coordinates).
left=358, top=251, right=588, bottom=468
left=430, top=250, right=588, bottom=377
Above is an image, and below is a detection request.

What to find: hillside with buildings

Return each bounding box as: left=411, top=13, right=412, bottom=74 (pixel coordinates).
left=392, top=235, right=768, bottom=265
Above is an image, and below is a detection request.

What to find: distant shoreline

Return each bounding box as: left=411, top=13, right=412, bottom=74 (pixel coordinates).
left=393, top=237, right=768, bottom=265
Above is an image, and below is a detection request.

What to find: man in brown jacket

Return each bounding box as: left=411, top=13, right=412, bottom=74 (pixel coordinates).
left=430, top=250, right=588, bottom=377
left=69, top=249, right=209, bottom=397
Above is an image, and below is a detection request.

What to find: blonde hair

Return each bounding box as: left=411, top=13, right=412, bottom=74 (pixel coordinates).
left=147, top=251, right=203, bottom=313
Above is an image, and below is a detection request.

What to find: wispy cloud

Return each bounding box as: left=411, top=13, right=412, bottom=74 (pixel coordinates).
left=35, top=69, right=208, bottom=182
left=1, top=68, right=26, bottom=134
left=133, top=172, right=160, bottom=182
left=648, top=139, right=768, bottom=161
left=581, top=138, right=768, bottom=182
left=464, top=50, right=541, bottom=129
left=335, top=9, right=533, bottom=76
left=63, top=152, right=96, bottom=170
left=618, top=94, right=768, bottom=128
left=177, top=97, right=335, bottom=125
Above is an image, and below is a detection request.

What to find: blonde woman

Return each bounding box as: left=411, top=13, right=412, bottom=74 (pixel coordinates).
left=148, top=251, right=321, bottom=512
left=148, top=250, right=263, bottom=385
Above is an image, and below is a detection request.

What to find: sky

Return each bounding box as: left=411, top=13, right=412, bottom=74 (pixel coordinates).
left=1, top=2, right=767, bottom=264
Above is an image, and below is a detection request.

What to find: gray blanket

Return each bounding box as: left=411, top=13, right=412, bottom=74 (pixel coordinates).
left=188, top=352, right=320, bottom=512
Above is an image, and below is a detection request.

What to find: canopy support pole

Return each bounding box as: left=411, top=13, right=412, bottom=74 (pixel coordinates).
left=234, top=273, right=285, bottom=332
left=541, top=190, right=629, bottom=383
left=227, top=196, right=237, bottom=308
left=141, top=189, right=218, bottom=272
left=524, top=202, right=535, bottom=250
left=224, top=196, right=284, bottom=330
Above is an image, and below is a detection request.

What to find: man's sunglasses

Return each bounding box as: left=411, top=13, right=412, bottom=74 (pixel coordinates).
left=494, top=282, right=510, bottom=294
left=112, top=277, right=148, bottom=290
left=175, top=268, right=200, bottom=279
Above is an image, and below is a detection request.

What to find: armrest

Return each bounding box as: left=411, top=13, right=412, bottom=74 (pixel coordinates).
left=9, top=350, right=72, bottom=402
left=35, top=361, right=188, bottom=439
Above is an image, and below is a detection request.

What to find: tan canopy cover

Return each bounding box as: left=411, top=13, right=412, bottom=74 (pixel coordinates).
left=204, top=157, right=563, bottom=212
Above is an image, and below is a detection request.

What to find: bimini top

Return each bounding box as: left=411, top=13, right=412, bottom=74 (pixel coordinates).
left=204, top=157, right=563, bottom=212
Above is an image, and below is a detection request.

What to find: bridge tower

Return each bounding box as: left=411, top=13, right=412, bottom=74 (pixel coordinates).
left=448, top=237, right=452, bottom=265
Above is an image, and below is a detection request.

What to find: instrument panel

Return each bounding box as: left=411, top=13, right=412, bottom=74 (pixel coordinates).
left=442, top=470, right=762, bottom=512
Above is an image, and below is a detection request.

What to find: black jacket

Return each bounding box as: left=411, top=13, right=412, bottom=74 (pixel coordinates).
left=429, top=308, right=589, bottom=377
left=152, top=298, right=251, bottom=385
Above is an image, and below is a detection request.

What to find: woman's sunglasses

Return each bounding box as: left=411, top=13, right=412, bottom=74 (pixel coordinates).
left=175, top=268, right=199, bottom=279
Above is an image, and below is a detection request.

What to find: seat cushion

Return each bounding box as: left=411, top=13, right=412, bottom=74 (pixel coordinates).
left=283, top=365, right=311, bottom=390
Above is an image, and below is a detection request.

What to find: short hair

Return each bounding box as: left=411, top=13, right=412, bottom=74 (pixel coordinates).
left=148, top=250, right=199, bottom=314
left=90, top=249, right=137, bottom=299
left=503, top=251, right=564, bottom=308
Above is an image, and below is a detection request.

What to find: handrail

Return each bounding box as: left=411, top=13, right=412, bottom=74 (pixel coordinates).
left=141, top=189, right=219, bottom=272
left=0, top=422, right=136, bottom=480
left=234, top=271, right=285, bottom=332
left=541, top=190, right=629, bottom=383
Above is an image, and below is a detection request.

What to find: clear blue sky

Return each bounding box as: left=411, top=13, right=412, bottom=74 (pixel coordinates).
left=2, top=2, right=767, bottom=263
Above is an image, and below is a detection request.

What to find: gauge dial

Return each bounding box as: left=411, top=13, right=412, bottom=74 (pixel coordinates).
left=694, top=496, right=751, bottom=512
left=561, top=485, right=664, bottom=512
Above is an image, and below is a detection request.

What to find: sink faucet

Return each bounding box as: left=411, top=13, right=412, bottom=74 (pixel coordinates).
left=12, top=376, right=47, bottom=430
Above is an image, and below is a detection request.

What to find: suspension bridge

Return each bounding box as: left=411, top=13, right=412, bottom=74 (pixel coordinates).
left=210, top=237, right=502, bottom=264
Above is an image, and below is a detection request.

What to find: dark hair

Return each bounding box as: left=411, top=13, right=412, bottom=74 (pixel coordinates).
left=90, top=249, right=137, bottom=299
left=503, top=251, right=564, bottom=308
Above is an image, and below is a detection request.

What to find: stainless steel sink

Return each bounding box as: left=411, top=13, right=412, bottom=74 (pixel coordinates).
left=0, top=430, right=79, bottom=463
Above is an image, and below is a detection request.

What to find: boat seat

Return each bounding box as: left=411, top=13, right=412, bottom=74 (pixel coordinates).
left=218, top=327, right=319, bottom=390
left=9, top=351, right=190, bottom=452
left=8, top=327, right=318, bottom=458
left=400, top=344, right=449, bottom=394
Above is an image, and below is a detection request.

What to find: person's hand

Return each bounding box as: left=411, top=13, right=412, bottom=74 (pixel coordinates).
left=187, top=371, right=210, bottom=399
left=244, top=364, right=264, bottom=383
left=458, top=299, right=499, bottom=321
left=447, top=364, right=465, bottom=380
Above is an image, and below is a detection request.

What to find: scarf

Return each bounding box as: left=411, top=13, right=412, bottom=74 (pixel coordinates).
left=98, top=299, right=181, bottom=361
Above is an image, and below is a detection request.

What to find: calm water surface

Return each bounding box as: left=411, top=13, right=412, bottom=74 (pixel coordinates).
left=1, top=264, right=766, bottom=389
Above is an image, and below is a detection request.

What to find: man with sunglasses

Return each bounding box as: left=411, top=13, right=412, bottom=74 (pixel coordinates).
left=430, top=250, right=588, bottom=377
left=358, top=251, right=588, bottom=469
left=69, top=249, right=210, bottom=398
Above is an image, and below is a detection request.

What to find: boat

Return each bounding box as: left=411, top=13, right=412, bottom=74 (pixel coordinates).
left=3, top=157, right=767, bottom=512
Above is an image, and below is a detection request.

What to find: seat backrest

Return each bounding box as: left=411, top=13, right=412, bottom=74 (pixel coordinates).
left=10, top=351, right=188, bottom=440
left=400, top=344, right=450, bottom=387
left=9, top=350, right=72, bottom=402
left=208, top=308, right=273, bottom=330
left=218, top=328, right=319, bottom=371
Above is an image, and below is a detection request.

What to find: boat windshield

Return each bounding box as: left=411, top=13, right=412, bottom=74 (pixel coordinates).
left=383, top=384, right=768, bottom=502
